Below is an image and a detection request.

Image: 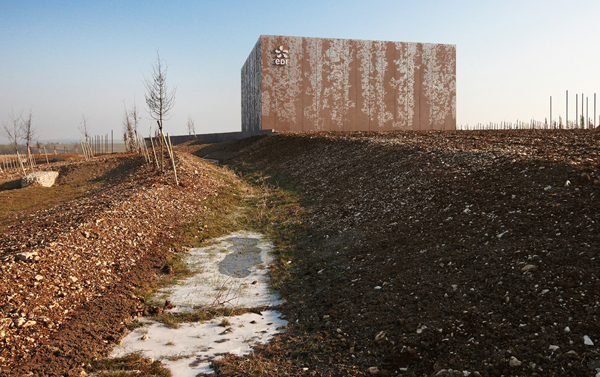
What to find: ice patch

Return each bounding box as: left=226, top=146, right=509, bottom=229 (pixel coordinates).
left=109, top=231, right=287, bottom=376
left=156, top=231, right=281, bottom=311
left=111, top=311, right=286, bottom=376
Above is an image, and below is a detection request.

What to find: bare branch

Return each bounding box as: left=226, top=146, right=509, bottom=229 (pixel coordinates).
left=78, top=115, right=90, bottom=143
left=187, top=116, right=196, bottom=139
left=3, top=110, right=24, bottom=154
left=21, top=110, right=36, bottom=150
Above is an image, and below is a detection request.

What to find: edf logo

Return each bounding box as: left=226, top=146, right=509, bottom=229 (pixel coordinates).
left=272, top=46, right=289, bottom=66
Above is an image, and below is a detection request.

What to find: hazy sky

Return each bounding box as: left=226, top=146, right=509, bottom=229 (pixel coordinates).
left=2, top=0, right=599, bottom=143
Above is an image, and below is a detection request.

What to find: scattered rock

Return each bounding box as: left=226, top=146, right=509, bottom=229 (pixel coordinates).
left=140, top=334, right=150, bottom=341
left=15, top=251, right=38, bottom=261
left=587, top=358, right=600, bottom=371
left=369, top=366, right=379, bottom=374
left=565, top=350, right=579, bottom=358
left=0, top=318, right=12, bottom=331
left=584, top=335, right=594, bottom=346
left=521, top=264, right=536, bottom=272
left=509, top=356, right=522, bottom=367
left=22, top=320, right=36, bottom=328
left=375, top=331, right=386, bottom=341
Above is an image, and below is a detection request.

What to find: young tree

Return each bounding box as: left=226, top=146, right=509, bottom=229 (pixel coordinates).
left=3, top=110, right=22, bottom=154
left=2, top=110, right=26, bottom=174
left=122, top=103, right=135, bottom=151
left=130, top=101, right=141, bottom=152
left=21, top=110, right=36, bottom=164
left=144, top=51, right=176, bottom=171
left=79, top=115, right=90, bottom=143
left=187, top=116, right=196, bottom=139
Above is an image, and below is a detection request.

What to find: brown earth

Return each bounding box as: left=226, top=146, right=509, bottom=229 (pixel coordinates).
left=211, top=130, right=600, bottom=376
left=0, top=152, right=232, bottom=376
left=1, top=130, right=600, bottom=377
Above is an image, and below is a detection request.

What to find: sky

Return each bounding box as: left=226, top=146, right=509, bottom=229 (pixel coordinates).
left=2, top=0, right=600, bottom=143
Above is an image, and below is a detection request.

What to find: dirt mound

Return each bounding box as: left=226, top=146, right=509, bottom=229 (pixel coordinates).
left=0, top=152, right=232, bottom=375
left=174, top=136, right=269, bottom=162
left=217, top=130, right=600, bottom=376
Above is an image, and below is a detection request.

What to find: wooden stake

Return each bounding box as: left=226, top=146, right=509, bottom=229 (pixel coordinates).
left=150, top=135, right=160, bottom=170
left=165, top=133, right=179, bottom=186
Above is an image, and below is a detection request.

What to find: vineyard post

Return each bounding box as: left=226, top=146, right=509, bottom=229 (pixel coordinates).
left=43, top=147, right=49, bottom=164
left=576, top=94, right=578, bottom=129
left=581, top=93, right=584, bottom=128
left=594, top=93, right=597, bottom=128
left=565, top=90, right=568, bottom=129
left=586, top=97, right=589, bottom=129
left=550, top=96, right=552, bottom=129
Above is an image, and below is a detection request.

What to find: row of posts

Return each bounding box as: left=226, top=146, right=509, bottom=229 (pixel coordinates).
left=550, top=91, right=597, bottom=129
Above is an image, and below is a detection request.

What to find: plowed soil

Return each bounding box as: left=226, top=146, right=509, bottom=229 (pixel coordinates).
left=1, top=129, right=600, bottom=377
left=212, top=130, right=600, bottom=376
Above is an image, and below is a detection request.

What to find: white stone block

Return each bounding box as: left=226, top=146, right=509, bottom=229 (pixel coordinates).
left=21, top=171, right=59, bottom=188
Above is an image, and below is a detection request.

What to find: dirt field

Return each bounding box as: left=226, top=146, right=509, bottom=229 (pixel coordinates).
left=215, top=130, right=600, bottom=376
left=1, top=130, right=600, bottom=376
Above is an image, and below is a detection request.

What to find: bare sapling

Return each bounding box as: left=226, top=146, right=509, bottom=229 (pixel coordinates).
left=21, top=110, right=35, bottom=168
left=3, top=110, right=26, bottom=175
left=122, top=104, right=135, bottom=152
left=187, top=116, right=196, bottom=139
left=144, top=51, right=176, bottom=172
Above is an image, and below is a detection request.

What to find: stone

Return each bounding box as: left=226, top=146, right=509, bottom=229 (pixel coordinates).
left=15, top=251, right=38, bottom=261
left=0, top=318, right=12, bottom=331
left=565, top=350, right=579, bottom=358
left=509, top=356, right=522, bottom=367
left=369, top=366, right=379, bottom=374
left=375, top=331, right=386, bottom=341
left=521, top=264, right=536, bottom=272
left=584, top=335, right=594, bottom=346
left=22, top=320, right=36, bottom=328
left=587, top=358, right=600, bottom=371
left=21, top=171, right=59, bottom=188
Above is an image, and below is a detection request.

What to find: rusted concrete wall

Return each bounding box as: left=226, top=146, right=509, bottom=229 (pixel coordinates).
left=242, top=35, right=456, bottom=132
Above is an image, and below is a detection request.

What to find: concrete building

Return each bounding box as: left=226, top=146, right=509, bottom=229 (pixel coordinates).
left=242, top=35, right=456, bottom=132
